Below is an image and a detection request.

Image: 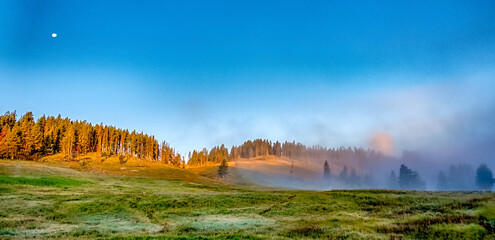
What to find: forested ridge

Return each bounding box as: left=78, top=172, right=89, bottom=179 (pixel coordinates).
left=0, top=111, right=184, bottom=166
left=229, top=139, right=386, bottom=163
left=189, top=139, right=387, bottom=166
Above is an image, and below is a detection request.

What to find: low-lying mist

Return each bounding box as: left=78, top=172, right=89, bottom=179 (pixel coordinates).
left=197, top=72, right=495, bottom=191
left=230, top=150, right=493, bottom=191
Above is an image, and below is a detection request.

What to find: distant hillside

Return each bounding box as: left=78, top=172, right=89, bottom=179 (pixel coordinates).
left=190, top=155, right=341, bottom=190
left=231, top=156, right=329, bottom=190
left=233, top=155, right=320, bottom=179
left=188, top=139, right=392, bottom=174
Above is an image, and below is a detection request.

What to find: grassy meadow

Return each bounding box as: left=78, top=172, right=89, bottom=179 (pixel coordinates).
left=0, top=159, right=494, bottom=239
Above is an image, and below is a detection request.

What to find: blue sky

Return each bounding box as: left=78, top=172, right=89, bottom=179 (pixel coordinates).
left=1, top=0, right=495, bottom=158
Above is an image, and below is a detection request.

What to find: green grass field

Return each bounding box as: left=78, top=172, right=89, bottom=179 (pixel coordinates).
left=0, top=160, right=494, bottom=239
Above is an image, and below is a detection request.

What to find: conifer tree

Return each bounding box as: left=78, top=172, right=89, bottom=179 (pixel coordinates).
left=188, top=150, right=199, bottom=166
left=323, top=160, right=331, bottom=183
left=398, top=164, right=426, bottom=190
left=1, top=125, right=22, bottom=159
left=0, top=111, right=16, bottom=130
left=218, top=159, right=228, bottom=178
left=31, top=120, right=45, bottom=158
left=476, top=164, right=494, bottom=190
left=62, top=125, right=76, bottom=159
left=96, top=124, right=103, bottom=157
left=79, top=123, right=91, bottom=155
left=19, top=112, right=35, bottom=159
left=0, top=125, right=8, bottom=143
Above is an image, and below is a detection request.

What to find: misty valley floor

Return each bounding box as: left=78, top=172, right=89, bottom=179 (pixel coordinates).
left=0, top=160, right=495, bottom=239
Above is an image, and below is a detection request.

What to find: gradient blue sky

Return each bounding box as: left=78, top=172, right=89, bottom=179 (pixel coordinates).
left=1, top=1, right=495, bottom=159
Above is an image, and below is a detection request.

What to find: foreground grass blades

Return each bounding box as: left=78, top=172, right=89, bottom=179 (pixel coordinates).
left=0, top=160, right=494, bottom=239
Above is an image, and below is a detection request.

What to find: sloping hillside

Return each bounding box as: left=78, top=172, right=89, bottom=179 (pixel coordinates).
left=37, top=153, right=221, bottom=185
left=233, top=155, right=321, bottom=179
left=189, top=156, right=329, bottom=190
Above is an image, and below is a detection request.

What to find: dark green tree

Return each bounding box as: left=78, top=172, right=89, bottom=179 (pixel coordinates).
left=218, top=159, right=228, bottom=178
left=323, top=160, right=331, bottom=182
left=476, top=164, right=494, bottom=190
left=398, top=164, right=426, bottom=190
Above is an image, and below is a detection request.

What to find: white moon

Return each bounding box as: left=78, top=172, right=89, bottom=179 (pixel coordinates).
left=52, top=33, right=57, bottom=38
